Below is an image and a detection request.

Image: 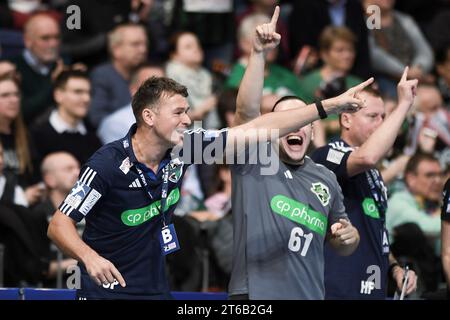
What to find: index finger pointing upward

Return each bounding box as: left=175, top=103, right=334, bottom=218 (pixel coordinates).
left=270, top=6, right=280, bottom=27
left=401, top=66, right=409, bottom=82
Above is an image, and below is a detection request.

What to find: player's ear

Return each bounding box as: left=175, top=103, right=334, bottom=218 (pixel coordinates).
left=142, top=108, right=156, bottom=127
left=340, top=113, right=352, bottom=130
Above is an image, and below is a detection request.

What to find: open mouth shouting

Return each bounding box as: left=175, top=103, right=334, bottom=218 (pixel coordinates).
left=285, top=135, right=304, bottom=151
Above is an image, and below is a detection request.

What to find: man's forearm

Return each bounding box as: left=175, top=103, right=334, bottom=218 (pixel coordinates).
left=235, top=49, right=266, bottom=125
left=48, top=211, right=98, bottom=265
left=441, top=221, right=450, bottom=286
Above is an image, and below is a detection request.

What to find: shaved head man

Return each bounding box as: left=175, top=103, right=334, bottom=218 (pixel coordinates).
left=42, top=152, right=80, bottom=208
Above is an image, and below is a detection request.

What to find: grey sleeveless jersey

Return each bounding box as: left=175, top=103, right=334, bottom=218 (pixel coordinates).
left=229, top=156, right=347, bottom=299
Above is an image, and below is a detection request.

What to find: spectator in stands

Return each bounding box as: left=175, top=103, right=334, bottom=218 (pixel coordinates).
left=0, top=140, right=28, bottom=207
left=31, top=152, right=79, bottom=287
left=0, top=60, right=16, bottom=76
left=61, top=0, right=152, bottom=68
left=386, top=153, right=443, bottom=240
left=31, top=69, right=101, bottom=167
left=298, top=26, right=363, bottom=141
left=409, top=85, right=450, bottom=156
left=288, top=0, right=371, bottom=79
left=88, top=23, right=148, bottom=128
left=364, top=0, right=434, bottom=98
left=0, top=73, right=43, bottom=205
left=9, top=13, right=61, bottom=124
left=436, top=44, right=450, bottom=109
left=97, top=63, right=165, bottom=144
left=166, top=31, right=220, bottom=129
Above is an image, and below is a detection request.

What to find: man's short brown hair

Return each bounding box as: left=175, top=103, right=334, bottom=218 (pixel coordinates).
left=131, top=76, right=188, bottom=125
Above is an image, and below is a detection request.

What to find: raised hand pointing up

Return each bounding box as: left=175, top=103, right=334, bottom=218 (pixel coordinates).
left=253, top=6, right=281, bottom=53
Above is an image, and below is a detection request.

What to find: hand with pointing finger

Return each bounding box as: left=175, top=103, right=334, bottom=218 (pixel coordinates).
left=323, top=77, right=375, bottom=114
left=331, top=219, right=359, bottom=246
left=253, top=6, right=281, bottom=54
left=397, top=66, right=419, bottom=108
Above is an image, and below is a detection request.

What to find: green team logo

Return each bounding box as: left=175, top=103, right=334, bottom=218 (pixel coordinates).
left=270, top=195, right=327, bottom=236
left=169, top=166, right=183, bottom=183
left=310, top=182, right=330, bottom=206
left=362, top=198, right=380, bottom=219
left=121, top=188, right=180, bottom=226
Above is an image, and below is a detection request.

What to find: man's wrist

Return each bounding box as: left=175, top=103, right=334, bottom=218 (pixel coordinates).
left=388, top=262, right=400, bottom=277
left=314, top=100, right=328, bottom=119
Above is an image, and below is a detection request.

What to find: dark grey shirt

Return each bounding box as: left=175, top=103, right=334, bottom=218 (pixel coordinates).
left=229, top=155, right=347, bottom=299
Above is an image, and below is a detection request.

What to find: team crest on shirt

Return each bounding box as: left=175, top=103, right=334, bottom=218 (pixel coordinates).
left=310, top=182, right=330, bottom=206
left=168, top=159, right=184, bottom=183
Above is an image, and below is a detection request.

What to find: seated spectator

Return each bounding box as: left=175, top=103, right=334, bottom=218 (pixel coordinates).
left=166, top=31, right=220, bottom=129
left=364, top=0, right=434, bottom=98
left=61, top=0, right=151, bottom=68
left=0, top=140, right=28, bottom=207
left=387, top=153, right=443, bottom=241
left=31, top=152, right=79, bottom=287
left=436, top=44, right=450, bottom=109
left=88, top=23, right=148, bottom=128
left=31, top=69, right=101, bottom=167
left=408, top=85, right=450, bottom=157
left=9, top=13, right=61, bottom=124
left=97, top=63, right=165, bottom=144
left=298, top=26, right=363, bottom=140
left=288, top=0, right=371, bottom=79
left=0, top=73, right=44, bottom=205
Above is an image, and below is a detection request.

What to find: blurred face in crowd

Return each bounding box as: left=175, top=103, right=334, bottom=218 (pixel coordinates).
left=341, top=91, right=385, bottom=146
left=406, top=160, right=443, bottom=201
left=417, top=86, right=443, bottom=114
left=0, top=61, right=16, bottom=76
left=275, top=100, right=313, bottom=164
left=130, top=66, right=165, bottom=96
left=321, top=39, right=355, bottom=74
left=54, top=77, right=91, bottom=120
left=111, top=26, right=148, bottom=69
left=43, top=152, right=80, bottom=194
left=172, top=32, right=204, bottom=68
left=436, top=48, right=450, bottom=84
left=0, top=79, right=20, bottom=123
left=24, top=15, right=60, bottom=64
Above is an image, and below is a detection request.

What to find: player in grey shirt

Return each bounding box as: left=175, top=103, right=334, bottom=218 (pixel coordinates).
left=228, top=7, right=361, bottom=299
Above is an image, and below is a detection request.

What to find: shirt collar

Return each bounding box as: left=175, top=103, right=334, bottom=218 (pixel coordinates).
left=49, top=110, right=87, bottom=135
left=23, top=49, right=52, bottom=76
left=123, top=123, right=173, bottom=176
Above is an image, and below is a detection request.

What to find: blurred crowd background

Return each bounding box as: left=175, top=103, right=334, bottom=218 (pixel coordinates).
left=0, top=0, right=449, bottom=298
